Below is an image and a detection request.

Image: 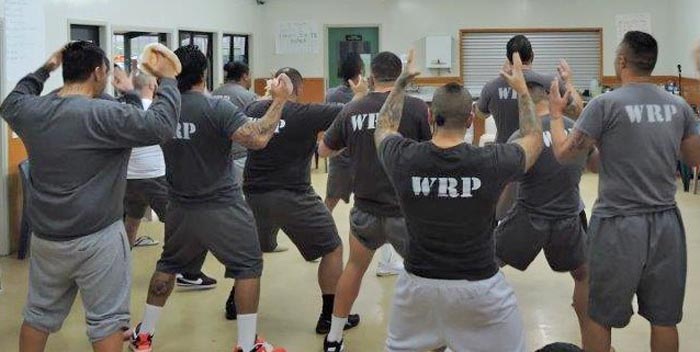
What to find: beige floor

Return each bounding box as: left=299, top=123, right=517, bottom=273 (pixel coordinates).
left=1, top=172, right=699, bottom=352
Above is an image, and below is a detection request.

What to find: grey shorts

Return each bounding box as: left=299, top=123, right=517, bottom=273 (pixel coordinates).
left=350, top=207, right=408, bottom=257
left=588, top=208, right=686, bottom=328
left=326, top=152, right=353, bottom=203
left=157, top=200, right=263, bottom=279
left=245, top=189, right=342, bottom=261
left=24, top=221, right=131, bottom=342
left=124, top=176, right=169, bottom=220
left=495, top=205, right=587, bottom=272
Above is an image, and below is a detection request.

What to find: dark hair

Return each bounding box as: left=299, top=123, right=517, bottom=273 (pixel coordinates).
left=507, top=35, right=534, bottom=64
left=275, top=67, right=303, bottom=96
left=535, top=342, right=584, bottom=352
left=371, top=52, right=402, bottom=83
left=339, top=52, right=364, bottom=83
left=224, top=61, right=250, bottom=82
left=62, top=41, right=109, bottom=83
left=431, top=82, right=473, bottom=129
left=620, top=31, right=658, bottom=75
left=175, top=45, right=208, bottom=92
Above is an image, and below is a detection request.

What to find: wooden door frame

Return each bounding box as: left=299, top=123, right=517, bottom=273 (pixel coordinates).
left=324, top=24, right=382, bottom=88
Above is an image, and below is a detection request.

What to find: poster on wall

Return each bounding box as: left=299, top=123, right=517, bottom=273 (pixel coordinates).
left=4, top=0, right=46, bottom=94
left=276, top=21, right=320, bottom=55
left=615, top=13, right=652, bottom=41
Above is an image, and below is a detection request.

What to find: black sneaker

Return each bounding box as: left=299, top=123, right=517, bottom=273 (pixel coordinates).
left=175, top=272, right=217, bottom=290
left=323, top=337, right=345, bottom=352
left=315, top=314, right=360, bottom=335
left=225, top=287, right=237, bottom=320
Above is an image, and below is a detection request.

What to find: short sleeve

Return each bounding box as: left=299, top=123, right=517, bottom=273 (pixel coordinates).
left=378, top=134, right=416, bottom=173
left=574, top=97, right=605, bottom=141
left=477, top=83, right=492, bottom=115
left=216, top=99, right=249, bottom=138
left=323, top=112, right=347, bottom=150
left=506, top=130, right=522, bottom=143
left=494, top=143, right=526, bottom=183
left=682, top=104, right=699, bottom=139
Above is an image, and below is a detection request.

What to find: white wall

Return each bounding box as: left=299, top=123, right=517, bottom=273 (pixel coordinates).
left=675, top=0, right=699, bottom=78
left=255, top=0, right=678, bottom=79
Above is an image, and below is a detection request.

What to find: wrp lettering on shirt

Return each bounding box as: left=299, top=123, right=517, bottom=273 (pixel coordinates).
left=250, top=118, right=286, bottom=134
left=351, top=113, right=379, bottom=131
left=411, top=177, right=482, bottom=198
left=625, top=104, right=679, bottom=124
left=498, top=87, right=519, bottom=100
left=176, top=122, right=197, bottom=140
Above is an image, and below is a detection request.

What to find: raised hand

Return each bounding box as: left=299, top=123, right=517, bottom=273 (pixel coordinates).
left=43, top=46, right=66, bottom=72
left=500, top=52, right=527, bottom=95
left=557, top=59, right=573, bottom=84
left=397, top=48, right=421, bottom=88
left=112, top=65, right=134, bottom=93
left=349, top=75, right=369, bottom=97
left=549, top=79, right=572, bottom=120
left=269, top=73, right=293, bottom=100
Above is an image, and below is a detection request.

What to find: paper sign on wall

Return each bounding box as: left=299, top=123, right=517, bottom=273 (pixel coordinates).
left=4, top=0, right=46, bottom=94
left=276, top=21, right=320, bottom=55
left=615, top=13, right=652, bottom=42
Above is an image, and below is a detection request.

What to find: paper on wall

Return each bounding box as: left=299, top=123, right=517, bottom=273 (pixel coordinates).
left=276, top=21, right=320, bottom=55
left=4, top=0, right=46, bottom=94
left=615, top=13, right=652, bottom=42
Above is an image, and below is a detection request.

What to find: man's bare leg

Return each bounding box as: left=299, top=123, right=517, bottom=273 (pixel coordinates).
left=570, top=265, right=591, bottom=350
left=587, top=320, right=612, bottom=352
left=234, top=278, right=261, bottom=351
left=19, top=323, right=49, bottom=352
left=124, top=216, right=141, bottom=248
left=324, top=198, right=341, bottom=213
left=146, top=272, right=175, bottom=307
left=91, top=331, right=124, bottom=352
left=651, top=325, right=679, bottom=352
left=318, top=245, right=343, bottom=294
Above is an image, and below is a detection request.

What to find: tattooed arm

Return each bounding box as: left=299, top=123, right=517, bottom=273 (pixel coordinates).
left=557, top=59, right=584, bottom=118
left=231, top=74, right=291, bottom=150
left=502, top=53, right=544, bottom=172
left=549, top=79, right=597, bottom=163
left=374, top=49, right=421, bottom=148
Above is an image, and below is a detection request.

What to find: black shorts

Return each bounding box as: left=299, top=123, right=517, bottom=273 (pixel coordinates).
left=245, top=188, right=342, bottom=261
left=350, top=207, right=408, bottom=257
left=124, top=177, right=169, bottom=221
left=588, top=208, right=686, bottom=328
left=326, top=152, right=353, bottom=203
left=495, top=205, right=587, bottom=272
left=156, top=200, right=263, bottom=279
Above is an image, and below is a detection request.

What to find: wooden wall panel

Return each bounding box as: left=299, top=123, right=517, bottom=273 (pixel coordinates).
left=7, top=128, right=28, bottom=252
left=602, top=75, right=700, bottom=107
left=254, top=78, right=326, bottom=104
left=415, top=76, right=463, bottom=87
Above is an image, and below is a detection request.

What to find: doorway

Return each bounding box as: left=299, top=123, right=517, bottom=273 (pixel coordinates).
left=327, top=27, right=379, bottom=89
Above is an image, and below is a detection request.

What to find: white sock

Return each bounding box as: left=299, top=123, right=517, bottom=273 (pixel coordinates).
left=140, top=304, right=162, bottom=335
left=327, top=315, right=347, bottom=342
left=237, top=313, right=258, bottom=351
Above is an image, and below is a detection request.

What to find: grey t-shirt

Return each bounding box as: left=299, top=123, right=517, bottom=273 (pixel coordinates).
left=575, top=83, right=699, bottom=217
left=211, top=82, right=257, bottom=159
left=479, top=70, right=565, bottom=143
left=508, top=116, right=586, bottom=218
left=161, top=91, right=248, bottom=207
left=0, top=69, right=181, bottom=241
left=326, top=84, right=355, bottom=104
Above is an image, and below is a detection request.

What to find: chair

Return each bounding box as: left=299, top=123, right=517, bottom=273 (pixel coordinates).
left=18, top=159, right=32, bottom=259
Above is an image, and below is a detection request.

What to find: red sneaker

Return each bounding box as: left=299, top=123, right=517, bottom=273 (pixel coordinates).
left=236, top=337, right=286, bottom=352
left=129, top=323, right=153, bottom=352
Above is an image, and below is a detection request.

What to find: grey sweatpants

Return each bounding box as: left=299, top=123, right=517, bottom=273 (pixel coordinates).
left=24, top=221, right=131, bottom=342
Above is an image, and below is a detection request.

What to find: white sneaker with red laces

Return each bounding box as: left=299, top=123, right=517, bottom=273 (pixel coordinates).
left=236, top=337, right=286, bottom=352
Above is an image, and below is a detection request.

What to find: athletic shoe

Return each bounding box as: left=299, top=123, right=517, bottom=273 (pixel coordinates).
left=134, top=236, right=160, bottom=247
left=129, top=323, right=153, bottom=352
left=323, top=337, right=345, bottom=352
left=315, top=314, right=360, bottom=334
left=225, top=288, right=237, bottom=320
left=235, top=337, right=286, bottom=352
left=175, top=272, right=218, bottom=290
left=376, top=260, right=404, bottom=277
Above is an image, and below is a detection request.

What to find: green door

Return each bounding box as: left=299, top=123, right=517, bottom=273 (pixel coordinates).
left=327, top=27, right=379, bottom=90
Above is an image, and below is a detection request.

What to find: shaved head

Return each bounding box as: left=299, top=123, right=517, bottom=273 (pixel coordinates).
left=431, top=83, right=473, bottom=130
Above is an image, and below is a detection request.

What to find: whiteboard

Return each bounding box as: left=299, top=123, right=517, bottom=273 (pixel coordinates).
left=4, top=0, right=46, bottom=94
left=615, top=13, right=652, bottom=42
left=275, top=21, right=320, bottom=55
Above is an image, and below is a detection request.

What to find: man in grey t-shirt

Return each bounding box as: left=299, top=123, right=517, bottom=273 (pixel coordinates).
left=0, top=41, right=181, bottom=352
left=550, top=32, right=700, bottom=352
left=475, top=35, right=583, bottom=145
left=495, top=81, right=597, bottom=349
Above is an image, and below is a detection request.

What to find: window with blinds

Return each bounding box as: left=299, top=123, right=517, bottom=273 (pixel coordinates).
left=460, top=29, right=602, bottom=97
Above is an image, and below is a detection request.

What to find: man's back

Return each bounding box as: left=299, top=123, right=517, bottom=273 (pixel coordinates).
left=162, top=91, right=247, bottom=206
left=243, top=99, right=342, bottom=193
left=479, top=70, right=560, bottom=143
left=326, top=85, right=354, bottom=104
left=509, top=117, right=585, bottom=218
left=575, top=84, right=698, bottom=216
left=324, top=92, right=431, bottom=216
left=211, top=82, right=257, bottom=110
left=379, top=137, right=524, bottom=280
